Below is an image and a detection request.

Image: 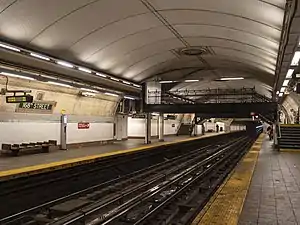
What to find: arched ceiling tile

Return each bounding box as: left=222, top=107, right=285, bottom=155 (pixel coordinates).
left=175, top=24, right=279, bottom=52
left=0, top=0, right=96, bottom=43
left=211, top=47, right=276, bottom=71
left=85, top=26, right=173, bottom=70
left=110, top=39, right=183, bottom=75
left=122, top=51, right=176, bottom=79
left=161, top=10, right=281, bottom=42
left=149, top=0, right=284, bottom=28
left=31, top=0, right=147, bottom=50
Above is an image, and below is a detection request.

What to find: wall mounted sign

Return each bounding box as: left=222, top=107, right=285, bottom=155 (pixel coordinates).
left=16, top=101, right=56, bottom=114
left=78, top=122, right=90, bottom=129
left=6, top=95, right=33, bottom=103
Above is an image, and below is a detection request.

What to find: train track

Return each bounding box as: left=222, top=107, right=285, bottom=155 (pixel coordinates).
left=0, top=134, right=252, bottom=225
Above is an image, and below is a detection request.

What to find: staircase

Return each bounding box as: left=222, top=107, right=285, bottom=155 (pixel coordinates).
left=177, top=124, right=191, bottom=135
left=278, top=125, right=300, bottom=150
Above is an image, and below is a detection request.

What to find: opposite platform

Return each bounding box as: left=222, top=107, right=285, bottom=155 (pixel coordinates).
left=0, top=133, right=222, bottom=180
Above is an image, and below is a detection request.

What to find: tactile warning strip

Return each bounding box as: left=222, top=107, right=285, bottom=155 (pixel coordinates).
left=191, top=134, right=264, bottom=225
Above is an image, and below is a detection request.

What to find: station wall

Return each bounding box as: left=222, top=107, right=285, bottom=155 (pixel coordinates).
left=127, top=117, right=180, bottom=138
left=0, top=78, right=119, bottom=146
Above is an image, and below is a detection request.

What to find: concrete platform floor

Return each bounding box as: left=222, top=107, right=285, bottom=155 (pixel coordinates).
left=0, top=133, right=219, bottom=172
left=239, top=138, right=300, bottom=225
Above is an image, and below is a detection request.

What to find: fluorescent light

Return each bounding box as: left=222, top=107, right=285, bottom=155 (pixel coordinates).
left=81, top=92, right=96, bottom=97
left=220, top=77, right=244, bottom=81
left=105, top=92, right=118, bottom=97
left=47, top=81, right=72, bottom=88
left=276, top=91, right=279, bottom=95
left=286, top=69, right=294, bottom=78
left=78, top=67, right=91, bottom=73
left=80, top=88, right=99, bottom=93
left=0, top=43, right=20, bottom=52
left=30, top=53, right=50, bottom=61
left=296, top=74, right=300, bottom=78
left=1, top=72, right=35, bottom=80
left=184, top=79, right=199, bottom=82
left=57, top=61, right=74, bottom=68
left=124, top=96, right=135, bottom=100
left=133, top=84, right=141, bottom=88
left=122, top=81, right=131, bottom=85
left=280, top=87, right=286, bottom=92
left=159, top=81, right=174, bottom=83
left=110, top=77, right=120, bottom=82
left=283, top=79, right=290, bottom=87
left=291, top=51, right=300, bottom=66
left=96, top=73, right=107, bottom=78
left=279, top=92, right=284, bottom=97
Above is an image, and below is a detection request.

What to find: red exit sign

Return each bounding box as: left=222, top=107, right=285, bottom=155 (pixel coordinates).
left=78, top=122, right=90, bottom=129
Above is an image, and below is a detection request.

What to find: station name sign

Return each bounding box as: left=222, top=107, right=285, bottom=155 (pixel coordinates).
left=16, top=101, right=56, bottom=114
left=78, top=122, right=90, bottom=129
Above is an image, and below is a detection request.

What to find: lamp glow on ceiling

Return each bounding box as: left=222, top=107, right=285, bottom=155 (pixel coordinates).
left=291, top=51, right=300, bottom=66
left=47, top=81, right=72, bottom=88
left=78, top=67, right=92, bottom=73
left=159, top=81, right=174, bottom=84
left=80, top=88, right=99, bottom=93
left=105, top=92, right=118, bottom=97
left=184, top=79, right=199, bottom=82
left=30, top=53, right=50, bottom=61
left=0, top=43, right=20, bottom=52
left=0, top=72, right=35, bottom=80
left=282, top=79, right=290, bottom=87
left=219, top=77, right=244, bottom=81
left=57, top=61, right=74, bottom=68
left=124, top=96, right=135, bottom=100
left=286, top=69, right=294, bottom=78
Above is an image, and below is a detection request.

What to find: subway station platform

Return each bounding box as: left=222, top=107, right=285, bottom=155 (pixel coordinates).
left=192, top=135, right=300, bottom=225
left=0, top=133, right=221, bottom=180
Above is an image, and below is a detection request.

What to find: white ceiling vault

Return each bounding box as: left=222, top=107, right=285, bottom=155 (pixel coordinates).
left=0, top=0, right=287, bottom=97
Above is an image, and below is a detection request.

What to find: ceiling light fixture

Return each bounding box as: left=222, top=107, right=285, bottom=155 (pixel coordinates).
left=291, top=51, right=300, bottom=66
left=279, top=92, right=284, bottom=97
left=220, top=77, right=244, bottom=81
left=110, top=77, right=120, bottom=82
left=282, top=79, right=290, bottom=87
left=78, top=67, right=92, bottom=73
left=184, top=79, right=199, bottom=82
left=47, top=81, right=72, bottom=88
left=57, top=61, right=74, bottom=68
left=96, top=73, right=107, bottom=78
left=80, top=88, right=99, bottom=93
left=276, top=91, right=279, bottom=95
left=280, top=87, right=286, bottom=93
left=30, top=53, right=50, bottom=61
left=124, top=96, right=135, bottom=100
left=133, top=84, right=141, bottom=88
left=286, top=69, right=294, bottom=78
left=1, top=72, right=35, bottom=80
left=0, top=43, right=20, bottom=52
left=81, top=92, right=96, bottom=97
left=122, top=81, right=131, bottom=85
left=105, top=92, right=119, bottom=97
left=159, top=81, right=174, bottom=84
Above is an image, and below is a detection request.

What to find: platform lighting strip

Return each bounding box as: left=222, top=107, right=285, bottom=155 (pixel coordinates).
left=0, top=41, right=141, bottom=89
left=0, top=71, right=35, bottom=80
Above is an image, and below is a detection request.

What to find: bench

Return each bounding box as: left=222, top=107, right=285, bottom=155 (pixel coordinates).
left=1, top=140, right=57, bottom=156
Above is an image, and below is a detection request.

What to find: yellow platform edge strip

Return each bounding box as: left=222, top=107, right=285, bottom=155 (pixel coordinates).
left=191, top=134, right=264, bottom=225
left=280, top=149, right=300, bottom=152
left=0, top=133, right=222, bottom=180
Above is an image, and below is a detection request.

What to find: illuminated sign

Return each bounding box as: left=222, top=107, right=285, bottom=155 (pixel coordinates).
left=78, top=122, right=90, bottom=129
left=6, top=95, right=33, bottom=103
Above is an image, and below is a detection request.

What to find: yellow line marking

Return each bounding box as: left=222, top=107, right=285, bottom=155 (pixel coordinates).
left=191, top=134, right=264, bottom=225
left=0, top=133, right=221, bottom=180
left=280, top=124, right=300, bottom=127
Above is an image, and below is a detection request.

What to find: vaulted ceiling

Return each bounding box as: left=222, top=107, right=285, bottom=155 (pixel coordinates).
left=0, top=0, right=287, bottom=97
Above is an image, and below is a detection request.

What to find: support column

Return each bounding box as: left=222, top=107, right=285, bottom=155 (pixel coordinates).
left=159, top=112, right=164, bottom=142
left=145, top=113, right=151, bottom=144
left=60, top=114, right=67, bottom=150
